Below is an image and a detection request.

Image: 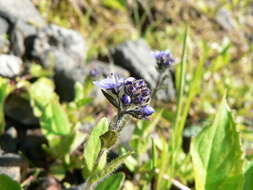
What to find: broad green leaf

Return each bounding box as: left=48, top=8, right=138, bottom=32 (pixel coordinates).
left=88, top=151, right=132, bottom=184
left=0, top=78, right=12, bottom=134
left=41, top=101, right=71, bottom=135
left=84, top=118, right=109, bottom=173
left=29, top=78, right=56, bottom=116
left=190, top=97, right=244, bottom=190
left=29, top=78, right=71, bottom=135
left=244, top=161, right=253, bottom=190
left=0, top=174, right=23, bottom=190
left=95, top=172, right=125, bottom=190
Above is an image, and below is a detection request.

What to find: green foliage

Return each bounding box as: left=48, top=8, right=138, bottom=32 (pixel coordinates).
left=87, top=151, right=132, bottom=184
left=244, top=161, right=253, bottom=190
left=84, top=118, right=109, bottom=174
left=95, top=172, right=125, bottom=190
left=29, top=78, right=72, bottom=136
left=101, top=0, right=126, bottom=11
left=0, top=174, right=23, bottom=190
left=191, top=97, right=244, bottom=190
left=0, top=78, right=12, bottom=134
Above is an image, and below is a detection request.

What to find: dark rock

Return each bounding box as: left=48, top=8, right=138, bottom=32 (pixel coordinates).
left=0, top=127, right=18, bottom=153
left=0, top=150, right=27, bottom=182
left=0, top=0, right=46, bottom=27
left=4, top=93, right=38, bottom=126
left=0, top=54, right=23, bottom=78
left=110, top=39, right=175, bottom=101
left=30, top=24, right=87, bottom=101
left=18, top=129, right=47, bottom=167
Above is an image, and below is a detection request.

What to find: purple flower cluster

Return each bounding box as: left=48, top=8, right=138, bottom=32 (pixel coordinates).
left=152, top=50, right=175, bottom=71
left=93, top=74, right=155, bottom=118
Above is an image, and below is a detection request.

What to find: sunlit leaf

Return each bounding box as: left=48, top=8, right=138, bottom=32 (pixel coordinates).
left=244, top=161, right=253, bottom=190
left=0, top=174, right=23, bottom=190
left=95, top=172, right=125, bottom=190
left=191, top=97, right=244, bottom=190
left=84, top=118, right=109, bottom=173
left=0, top=78, right=12, bottom=134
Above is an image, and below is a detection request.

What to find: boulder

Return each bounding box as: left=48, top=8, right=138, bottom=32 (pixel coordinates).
left=0, top=150, right=27, bottom=182
left=0, top=54, right=23, bottom=78
left=110, top=39, right=176, bottom=101
left=0, top=0, right=46, bottom=27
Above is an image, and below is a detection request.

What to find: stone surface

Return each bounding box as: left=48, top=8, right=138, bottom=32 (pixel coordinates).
left=0, top=127, right=18, bottom=153
left=110, top=39, right=176, bottom=101
left=4, top=94, right=38, bottom=126
left=0, top=151, right=27, bottom=182
left=0, top=54, right=23, bottom=78
left=0, top=0, right=46, bottom=27
left=110, top=39, right=158, bottom=88
left=0, top=17, right=9, bottom=35
left=28, top=24, right=87, bottom=101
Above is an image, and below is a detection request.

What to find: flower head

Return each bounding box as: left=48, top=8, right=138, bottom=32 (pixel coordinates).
left=94, top=74, right=155, bottom=118
left=152, top=50, right=175, bottom=71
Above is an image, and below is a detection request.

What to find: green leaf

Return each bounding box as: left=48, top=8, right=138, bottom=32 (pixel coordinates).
left=244, top=161, right=253, bottom=190
left=88, top=151, right=132, bottom=184
left=41, top=102, right=71, bottom=135
left=190, top=97, right=244, bottom=190
left=102, top=0, right=126, bottom=11
left=29, top=78, right=56, bottom=116
left=95, top=172, right=125, bottom=190
left=0, top=174, right=23, bottom=190
left=29, top=78, right=71, bottom=136
left=84, top=118, right=109, bottom=173
left=0, top=78, right=12, bottom=135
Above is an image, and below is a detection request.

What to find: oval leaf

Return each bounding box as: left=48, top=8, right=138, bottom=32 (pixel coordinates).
left=0, top=174, right=23, bottom=190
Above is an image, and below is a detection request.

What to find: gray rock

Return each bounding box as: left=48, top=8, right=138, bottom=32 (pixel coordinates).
left=110, top=39, right=175, bottom=101
left=0, top=17, right=9, bottom=35
left=31, top=24, right=87, bottom=101
left=10, top=20, right=37, bottom=56
left=0, top=54, right=23, bottom=78
left=0, top=0, right=46, bottom=27
left=110, top=39, right=158, bottom=88
left=0, top=151, right=27, bottom=182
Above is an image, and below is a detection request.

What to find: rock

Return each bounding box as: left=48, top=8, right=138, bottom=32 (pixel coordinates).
left=87, top=60, right=129, bottom=78
left=0, top=151, right=27, bottom=182
left=0, top=54, right=23, bottom=78
left=0, top=0, right=46, bottom=27
left=0, top=35, right=9, bottom=54
left=0, top=17, right=9, bottom=35
left=216, top=8, right=235, bottom=31
left=110, top=39, right=158, bottom=88
left=0, top=127, right=18, bottom=153
left=110, top=39, right=175, bottom=101
left=4, top=93, right=38, bottom=126
left=30, top=24, right=87, bottom=101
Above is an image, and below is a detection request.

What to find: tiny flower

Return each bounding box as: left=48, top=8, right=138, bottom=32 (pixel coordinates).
left=89, top=69, right=100, bottom=77
left=152, top=50, right=175, bottom=71
left=121, top=94, right=131, bottom=105
left=93, top=74, right=124, bottom=90
left=129, top=105, right=155, bottom=119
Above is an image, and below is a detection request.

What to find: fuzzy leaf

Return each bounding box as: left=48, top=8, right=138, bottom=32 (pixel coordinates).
left=0, top=174, right=23, bottom=190
left=95, top=172, right=125, bottom=190
left=84, top=118, right=109, bottom=173
left=88, top=151, right=132, bottom=184
left=190, top=97, right=244, bottom=190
